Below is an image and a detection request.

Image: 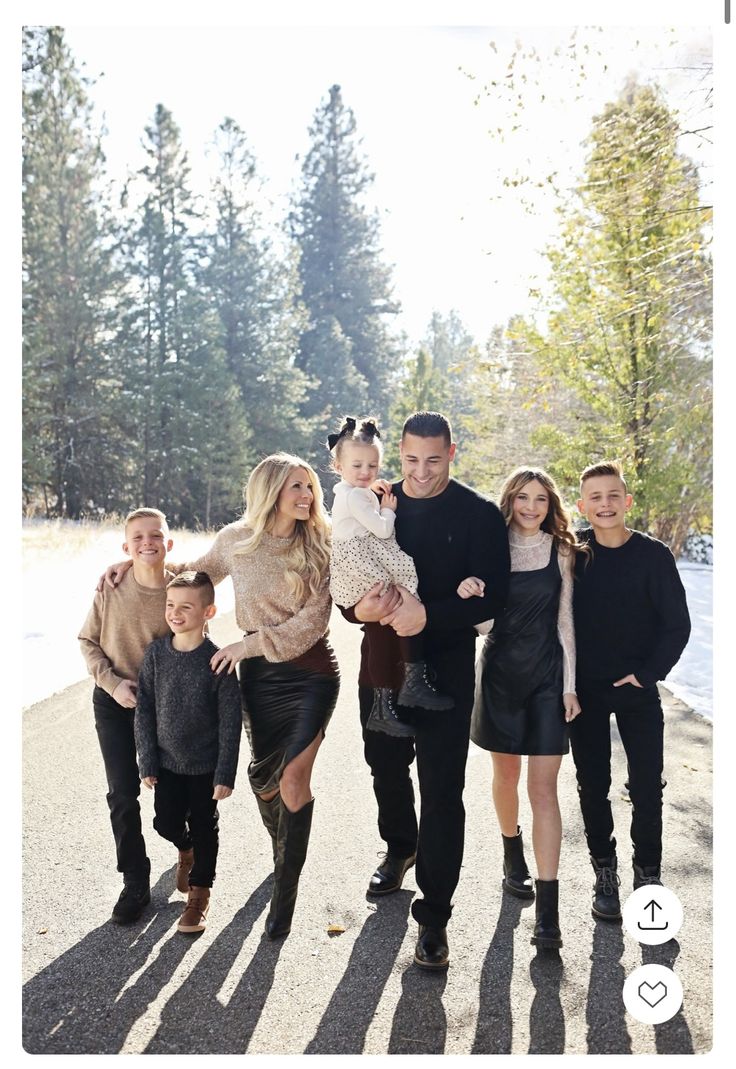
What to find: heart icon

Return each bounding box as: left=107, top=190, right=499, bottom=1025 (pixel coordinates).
left=638, top=981, right=667, bottom=1008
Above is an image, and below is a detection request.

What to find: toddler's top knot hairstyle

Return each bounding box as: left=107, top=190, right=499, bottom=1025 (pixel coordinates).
left=327, top=416, right=383, bottom=462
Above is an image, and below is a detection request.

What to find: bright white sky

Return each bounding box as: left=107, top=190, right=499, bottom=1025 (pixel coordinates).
left=58, top=18, right=712, bottom=347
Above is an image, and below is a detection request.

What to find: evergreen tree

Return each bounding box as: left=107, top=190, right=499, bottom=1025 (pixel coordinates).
left=119, top=104, right=248, bottom=526
left=383, top=349, right=448, bottom=477
left=22, top=27, right=124, bottom=517
left=291, top=84, right=401, bottom=456
left=201, top=118, right=313, bottom=462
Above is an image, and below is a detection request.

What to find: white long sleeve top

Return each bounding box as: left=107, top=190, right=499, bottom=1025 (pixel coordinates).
left=331, top=481, right=397, bottom=541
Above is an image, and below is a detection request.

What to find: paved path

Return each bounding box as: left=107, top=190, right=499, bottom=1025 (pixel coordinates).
left=22, top=608, right=712, bottom=1055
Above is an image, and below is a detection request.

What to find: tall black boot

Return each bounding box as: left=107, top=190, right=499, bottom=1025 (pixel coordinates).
left=366, top=688, right=415, bottom=738
left=265, top=798, right=314, bottom=939
left=531, top=879, right=562, bottom=949
left=397, top=661, right=454, bottom=711
left=501, top=826, right=535, bottom=899
left=256, top=793, right=280, bottom=863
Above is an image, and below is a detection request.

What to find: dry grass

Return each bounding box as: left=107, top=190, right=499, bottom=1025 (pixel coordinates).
left=22, top=518, right=216, bottom=562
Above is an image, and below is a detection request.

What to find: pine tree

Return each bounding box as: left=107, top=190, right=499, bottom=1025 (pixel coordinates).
left=22, top=27, right=124, bottom=517
left=291, top=85, right=401, bottom=457
left=201, top=118, right=313, bottom=463
left=119, top=104, right=248, bottom=526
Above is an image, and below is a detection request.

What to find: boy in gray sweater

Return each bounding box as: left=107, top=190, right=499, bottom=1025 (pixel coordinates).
left=135, top=571, right=242, bottom=933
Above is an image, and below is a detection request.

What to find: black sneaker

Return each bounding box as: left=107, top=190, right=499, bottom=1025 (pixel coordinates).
left=111, top=881, right=151, bottom=925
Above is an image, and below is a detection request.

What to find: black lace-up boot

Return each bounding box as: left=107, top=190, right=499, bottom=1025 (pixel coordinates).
left=591, top=854, right=622, bottom=921
left=397, top=661, right=454, bottom=711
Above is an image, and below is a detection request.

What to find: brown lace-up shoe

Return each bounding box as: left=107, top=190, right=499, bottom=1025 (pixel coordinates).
left=176, top=848, right=195, bottom=893
left=178, top=886, right=210, bottom=933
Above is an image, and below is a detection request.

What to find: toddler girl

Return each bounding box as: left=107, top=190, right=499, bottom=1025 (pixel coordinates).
left=328, top=417, right=454, bottom=734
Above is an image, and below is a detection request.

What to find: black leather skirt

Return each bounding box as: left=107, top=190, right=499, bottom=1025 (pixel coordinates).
left=238, top=653, right=340, bottom=794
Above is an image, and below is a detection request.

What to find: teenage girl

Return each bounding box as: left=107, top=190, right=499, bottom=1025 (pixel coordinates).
left=462, top=467, right=583, bottom=950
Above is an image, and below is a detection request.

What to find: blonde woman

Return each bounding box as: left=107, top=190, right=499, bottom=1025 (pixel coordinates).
left=102, top=454, right=339, bottom=939
left=462, top=467, right=584, bottom=951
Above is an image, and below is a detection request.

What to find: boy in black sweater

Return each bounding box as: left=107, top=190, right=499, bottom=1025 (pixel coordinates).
left=570, top=461, right=690, bottom=921
left=135, top=572, right=242, bottom=934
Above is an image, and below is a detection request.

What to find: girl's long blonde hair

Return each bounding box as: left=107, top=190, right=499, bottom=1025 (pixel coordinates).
left=234, top=453, right=331, bottom=602
left=498, top=467, right=583, bottom=558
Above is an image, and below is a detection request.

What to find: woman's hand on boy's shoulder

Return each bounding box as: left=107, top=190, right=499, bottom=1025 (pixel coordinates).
left=97, top=559, right=132, bottom=592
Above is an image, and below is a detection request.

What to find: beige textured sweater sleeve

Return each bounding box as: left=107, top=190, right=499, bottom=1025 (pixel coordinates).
left=241, top=571, right=332, bottom=662
left=78, top=570, right=172, bottom=698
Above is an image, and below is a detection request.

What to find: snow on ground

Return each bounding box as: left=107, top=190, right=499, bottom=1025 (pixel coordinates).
left=22, top=522, right=234, bottom=710
left=21, top=522, right=712, bottom=719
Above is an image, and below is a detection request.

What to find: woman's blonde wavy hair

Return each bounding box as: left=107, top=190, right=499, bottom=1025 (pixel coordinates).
left=498, top=467, right=584, bottom=558
left=233, top=453, right=331, bottom=603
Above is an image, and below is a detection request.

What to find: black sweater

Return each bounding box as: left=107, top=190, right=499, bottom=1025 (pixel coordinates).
left=573, top=529, right=691, bottom=688
left=392, top=479, right=510, bottom=641
left=135, top=635, right=242, bottom=788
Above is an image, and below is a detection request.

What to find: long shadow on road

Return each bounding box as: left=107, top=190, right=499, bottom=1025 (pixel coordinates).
left=305, top=890, right=413, bottom=1054
left=143, top=876, right=275, bottom=1053
left=23, top=868, right=189, bottom=1054
left=472, top=892, right=529, bottom=1053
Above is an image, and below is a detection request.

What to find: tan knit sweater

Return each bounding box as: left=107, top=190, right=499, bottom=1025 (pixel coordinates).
left=185, top=522, right=332, bottom=663
left=78, top=568, right=175, bottom=697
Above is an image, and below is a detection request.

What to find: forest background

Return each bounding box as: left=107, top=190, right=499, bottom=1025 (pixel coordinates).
left=21, top=20, right=713, bottom=557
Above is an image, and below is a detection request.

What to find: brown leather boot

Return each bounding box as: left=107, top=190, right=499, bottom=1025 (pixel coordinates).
left=176, top=847, right=195, bottom=893
left=178, top=886, right=210, bottom=933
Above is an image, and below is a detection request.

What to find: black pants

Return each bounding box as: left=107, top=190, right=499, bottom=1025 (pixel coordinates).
left=153, top=768, right=219, bottom=888
left=93, top=686, right=150, bottom=883
left=359, top=638, right=476, bottom=930
left=570, top=681, right=665, bottom=867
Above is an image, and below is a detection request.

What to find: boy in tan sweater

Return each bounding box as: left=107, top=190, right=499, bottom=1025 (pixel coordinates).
left=79, top=508, right=174, bottom=924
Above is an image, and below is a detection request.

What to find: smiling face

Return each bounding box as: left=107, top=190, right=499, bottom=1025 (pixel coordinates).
left=123, top=517, right=173, bottom=567
left=275, top=466, right=314, bottom=526
left=335, top=441, right=381, bottom=489
left=509, top=479, right=550, bottom=537
left=399, top=433, right=456, bottom=499
left=165, top=585, right=215, bottom=638
left=577, top=474, right=633, bottom=533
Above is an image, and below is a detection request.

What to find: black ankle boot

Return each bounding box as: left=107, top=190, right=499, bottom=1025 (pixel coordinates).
left=633, top=862, right=662, bottom=889
left=531, top=879, right=562, bottom=948
left=397, top=662, right=454, bottom=711
left=265, top=798, right=314, bottom=939
left=591, top=855, right=622, bottom=921
left=256, top=793, right=280, bottom=863
left=366, top=688, right=415, bottom=737
left=501, top=826, right=535, bottom=899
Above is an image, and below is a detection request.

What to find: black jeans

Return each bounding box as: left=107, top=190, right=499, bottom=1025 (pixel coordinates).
left=153, top=768, right=219, bottom=888
left=93, top=686, right=150, bottom=883
left=570, top=681, right=665, bottom=867
left=360, top=638, right=476, bottom=930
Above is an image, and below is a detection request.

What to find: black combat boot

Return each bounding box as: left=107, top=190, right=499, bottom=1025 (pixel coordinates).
left=397, top=661, right=454, bottom=711
left=365, top=688, right=415, bottom=737
left=590, top=854, right=622, bottom=921
left=531, top=879, right=562, bottom=949
left=501, top=826, right=535, bottom=899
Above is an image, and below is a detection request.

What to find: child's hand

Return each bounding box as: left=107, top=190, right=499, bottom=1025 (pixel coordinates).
left=370, top=478, right=393, bottom=497
left=457, top=576, right=485, bottom=599
left=563, top=693, right=582, bottom=722
left=382, top=492, right=397, bottom=512
left=213, top=785, right=233, bottom=800
left=112, top=679, right=138, bottom=708
left=211, top=639, right=247, bottom=675
left=142, top=776, right=158, bottom=789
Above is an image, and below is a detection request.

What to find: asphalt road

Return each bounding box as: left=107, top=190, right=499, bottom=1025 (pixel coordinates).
left=22, top=607, right=713, bottom=1055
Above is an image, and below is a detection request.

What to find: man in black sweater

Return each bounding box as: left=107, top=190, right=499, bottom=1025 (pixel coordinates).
left=570, top=461, right=691, bottom=922
left=344, top=412, right=510, bottom=969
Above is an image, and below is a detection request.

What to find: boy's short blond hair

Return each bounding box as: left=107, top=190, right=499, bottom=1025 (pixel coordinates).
left=579, top=460, right=627, bottom=493
left=167, top=570, right=215, bottom=606
left=124, top=507, right=168, bottom=534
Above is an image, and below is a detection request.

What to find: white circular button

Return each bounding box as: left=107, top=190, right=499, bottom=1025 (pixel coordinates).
left=622, top=884, right=683, bottom=945
left=623, top=963, right=683, bottom=1024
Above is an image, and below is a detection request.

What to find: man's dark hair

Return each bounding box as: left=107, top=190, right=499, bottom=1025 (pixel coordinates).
left=401, top=411, right=452, bottom=445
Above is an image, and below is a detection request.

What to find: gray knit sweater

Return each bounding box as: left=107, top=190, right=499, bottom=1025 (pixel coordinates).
left=135, top=636, right=242, bottom=788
